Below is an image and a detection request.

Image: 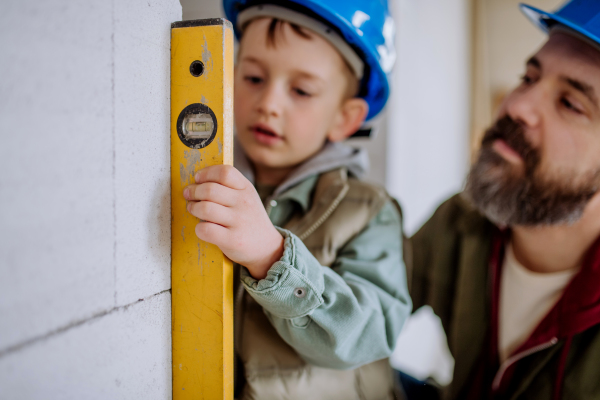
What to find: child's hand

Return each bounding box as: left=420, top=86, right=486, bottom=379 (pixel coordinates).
left=183, top=165, right=284, bottom=279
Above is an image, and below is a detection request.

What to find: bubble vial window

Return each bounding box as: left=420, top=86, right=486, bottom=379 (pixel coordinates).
left=183, top=113, right=214, bottom=140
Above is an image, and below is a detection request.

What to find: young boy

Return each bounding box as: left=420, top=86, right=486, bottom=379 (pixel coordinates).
left=183, top=1, right=411, bottom=398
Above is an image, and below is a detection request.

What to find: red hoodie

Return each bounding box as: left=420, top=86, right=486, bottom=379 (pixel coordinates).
left=485, top=233, right=600, bottom=400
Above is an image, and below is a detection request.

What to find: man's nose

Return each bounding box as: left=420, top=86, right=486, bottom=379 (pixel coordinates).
left=504, top=85, right=544, bottom=145
left=256, top=83, right=282, bottom=118
left=505, top=86, right=547, bottom=129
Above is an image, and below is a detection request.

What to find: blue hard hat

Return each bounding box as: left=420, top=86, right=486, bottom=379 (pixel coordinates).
left=223, top=0, right=395, bottom=120
left=520, top=0, right=600, bottom=46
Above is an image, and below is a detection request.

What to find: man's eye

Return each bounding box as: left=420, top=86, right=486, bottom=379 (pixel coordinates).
left=561, top=98, right=582, bottom=114
left=245, top=76, right=263, bottom=84
left=520, top=74, right=534, bottom=85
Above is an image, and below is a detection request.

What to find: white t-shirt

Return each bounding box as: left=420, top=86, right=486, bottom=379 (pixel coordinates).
left=499, top=243, right=579, bottom=362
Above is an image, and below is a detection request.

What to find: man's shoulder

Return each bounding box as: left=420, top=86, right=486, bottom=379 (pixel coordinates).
left=416, top=193, right=491, bottom=239
left=408, top=193, right=497, bottom=320
left=430, top=193, right=475, bottom=220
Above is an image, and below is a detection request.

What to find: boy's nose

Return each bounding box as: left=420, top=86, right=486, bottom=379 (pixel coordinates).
left=256, top=84, right=282, bottom=118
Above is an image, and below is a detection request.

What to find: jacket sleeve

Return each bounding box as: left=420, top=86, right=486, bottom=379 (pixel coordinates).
left=240, top=199, right=412, bottom=369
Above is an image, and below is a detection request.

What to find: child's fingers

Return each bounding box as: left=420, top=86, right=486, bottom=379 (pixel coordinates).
left=184, top=182, right=236, bottom=207
left=194, top=221, right=229, bottom=247
left=187, top=201, right=233, bottom=227
left=195, top=165, right=246, bottom=190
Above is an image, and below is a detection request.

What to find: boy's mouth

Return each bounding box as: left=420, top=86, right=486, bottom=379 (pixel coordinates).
left=250, top=124, right=282, bottom=145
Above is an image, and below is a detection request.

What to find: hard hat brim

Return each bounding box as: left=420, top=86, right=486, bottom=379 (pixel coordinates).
left=520, top=3, right=600, bottom=47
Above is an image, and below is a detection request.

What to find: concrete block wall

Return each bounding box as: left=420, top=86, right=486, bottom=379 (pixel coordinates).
left=0, top=0, right=181, bottom=398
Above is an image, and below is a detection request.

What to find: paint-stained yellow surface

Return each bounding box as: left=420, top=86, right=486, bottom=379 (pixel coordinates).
left=171, top=20, right=234, bottom=400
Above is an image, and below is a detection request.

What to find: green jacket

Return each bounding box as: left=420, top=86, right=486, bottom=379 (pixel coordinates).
left=410, top=194, right=600, bottom=400
left=234, top=141, right=411, bottom=399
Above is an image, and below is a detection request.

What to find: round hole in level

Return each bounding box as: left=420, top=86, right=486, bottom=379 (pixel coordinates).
left=189, top=60, right=204, bottom=77
left=176, top=103, right=218, bottom=149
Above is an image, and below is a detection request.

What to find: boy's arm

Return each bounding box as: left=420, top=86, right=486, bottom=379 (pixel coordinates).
left=241, top=199, right=412, bottom=369
left=183, top=164, right=411, bottom=369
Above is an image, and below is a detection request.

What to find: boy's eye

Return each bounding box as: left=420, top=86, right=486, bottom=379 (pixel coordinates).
left=294, top=88, right=311, bottom=97
left=245, top=76, right=263, bottom=84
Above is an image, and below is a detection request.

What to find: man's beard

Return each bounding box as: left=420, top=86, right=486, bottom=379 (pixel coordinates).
left=464, top=116, right=600, bottom=226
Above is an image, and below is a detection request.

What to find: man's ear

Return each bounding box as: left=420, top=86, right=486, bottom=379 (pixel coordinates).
left=327, top=98, right=369, bottom=142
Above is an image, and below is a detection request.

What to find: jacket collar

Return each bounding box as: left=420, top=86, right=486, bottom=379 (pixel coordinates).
left=283, top=168, right=350, bottom=240
left=274, top=175, right=318, bottom=213
left=453, top=193, right=492, bottom=234
left=234, top=135, right=368, bottom=213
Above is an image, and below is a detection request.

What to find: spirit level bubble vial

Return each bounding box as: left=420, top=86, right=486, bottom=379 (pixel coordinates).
left=171, top=18, right=234, bottom=399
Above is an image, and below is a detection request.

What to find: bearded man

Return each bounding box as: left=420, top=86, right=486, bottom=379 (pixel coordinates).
left=408, top=1, right=600, bottom=399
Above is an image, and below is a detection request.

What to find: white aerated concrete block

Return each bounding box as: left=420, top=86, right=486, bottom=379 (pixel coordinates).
left=0, top=291, right=171, bottom=400
left=0, top=0, right=115, bottom=351
left=113, top=0, right=181, bottom=306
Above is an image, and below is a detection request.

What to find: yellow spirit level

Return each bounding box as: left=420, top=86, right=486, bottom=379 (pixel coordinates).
left=171, top=18, right=234, bottom=399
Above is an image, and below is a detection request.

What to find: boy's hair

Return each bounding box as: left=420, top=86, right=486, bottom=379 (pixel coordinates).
left=266, top=18, right=311, bottom=45
left=241, top=17, right=359, bottom=98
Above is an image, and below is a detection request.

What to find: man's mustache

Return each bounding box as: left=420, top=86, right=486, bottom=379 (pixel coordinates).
left=481, top=116, right=540, bottom=172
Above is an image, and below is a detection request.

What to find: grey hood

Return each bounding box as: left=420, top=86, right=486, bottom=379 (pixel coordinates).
left=234, top=136, right=369, bottom=196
